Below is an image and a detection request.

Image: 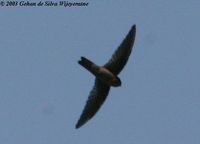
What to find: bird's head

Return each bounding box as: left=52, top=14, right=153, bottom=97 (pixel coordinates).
left=112, top=76, right=121, bottom=87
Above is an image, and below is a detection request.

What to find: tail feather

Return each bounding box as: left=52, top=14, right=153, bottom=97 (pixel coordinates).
left=78, top=57, right=93, bottom=70
left=78, top=57, right=98, bottom=75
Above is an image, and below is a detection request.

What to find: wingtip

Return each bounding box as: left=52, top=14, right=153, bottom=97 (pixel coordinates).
left=75, top=121, right=80, bottom=129
left=129, top=24, right=136, bottom=40
left=75, top=120, right=84, bottom=129
left=132, top=24, right=136, bottom=31
left=75, top=124, right=80, bottom=129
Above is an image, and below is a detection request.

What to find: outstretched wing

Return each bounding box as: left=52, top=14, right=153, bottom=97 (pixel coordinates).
left=104, top=25, right=136, bottom=75
left=76, top=79, right=110, bottom=129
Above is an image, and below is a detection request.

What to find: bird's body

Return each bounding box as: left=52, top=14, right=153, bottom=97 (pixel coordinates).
left=78, top=57, right=121, bottom=87
left=76, top=25, right=136, bottom=129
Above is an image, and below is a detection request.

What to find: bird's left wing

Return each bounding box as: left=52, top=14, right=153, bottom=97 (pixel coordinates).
left=76, top=79, right=110, bottom=129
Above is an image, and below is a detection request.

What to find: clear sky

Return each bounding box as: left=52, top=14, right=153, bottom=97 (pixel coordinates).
left=0, top=0, right=200, bottom=144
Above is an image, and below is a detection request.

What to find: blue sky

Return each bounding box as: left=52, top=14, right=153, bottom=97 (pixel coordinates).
left=0, top=0, right=200, bottom=144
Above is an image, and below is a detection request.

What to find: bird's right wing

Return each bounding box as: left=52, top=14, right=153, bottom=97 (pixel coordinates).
left=76, top=79, right=110, bottom=129
left=104, top=25, right=136, bottom=75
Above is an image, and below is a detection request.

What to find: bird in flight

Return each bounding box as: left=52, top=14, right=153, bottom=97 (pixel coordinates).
left=76, top=25, right=136, bottom=129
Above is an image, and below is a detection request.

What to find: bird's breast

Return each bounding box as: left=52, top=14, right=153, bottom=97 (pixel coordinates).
left=97, top=68, right=121, bottom=87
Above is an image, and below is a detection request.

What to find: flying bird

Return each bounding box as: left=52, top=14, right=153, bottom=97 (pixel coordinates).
left=76, top=25, right=136, bottom=129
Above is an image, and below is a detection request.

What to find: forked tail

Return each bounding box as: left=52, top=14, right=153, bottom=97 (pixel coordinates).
left=78, top=57, right=99, bottom=75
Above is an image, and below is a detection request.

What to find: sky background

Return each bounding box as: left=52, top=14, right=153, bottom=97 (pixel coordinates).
left=0, top=0, right=200, bottom=144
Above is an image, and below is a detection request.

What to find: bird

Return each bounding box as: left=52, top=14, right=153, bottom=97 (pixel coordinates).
left=76, top=25, right=136, bottom=129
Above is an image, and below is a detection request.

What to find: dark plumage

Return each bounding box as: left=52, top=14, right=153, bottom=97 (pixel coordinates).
left=76, top=25, right=136, bottom=129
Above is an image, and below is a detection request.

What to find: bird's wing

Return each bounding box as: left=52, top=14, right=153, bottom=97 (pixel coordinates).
left=76, top=79, right=110, bottom=129
left=104, top=25, right=136, bottom=75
